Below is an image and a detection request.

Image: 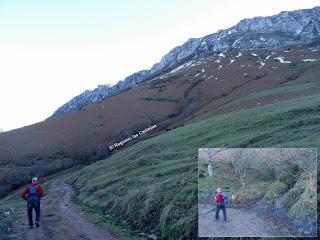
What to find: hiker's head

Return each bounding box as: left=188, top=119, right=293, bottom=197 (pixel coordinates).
left=32, top=177, right=38, bottom=183
left=216, top=188, right=222, bottom=193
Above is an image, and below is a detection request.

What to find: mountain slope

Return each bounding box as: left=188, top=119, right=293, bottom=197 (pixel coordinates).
left=51, top=6, right=320, bottom=117
left=0, top=46, right=319, bottom=198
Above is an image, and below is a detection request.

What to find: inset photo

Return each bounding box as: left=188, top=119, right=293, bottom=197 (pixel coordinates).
left=198, top=148, right=317, bottom=237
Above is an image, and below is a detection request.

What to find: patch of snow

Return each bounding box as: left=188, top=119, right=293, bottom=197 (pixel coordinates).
left=259, top=62, right=265, bottom=69
left=215, top=77, right=219, bottom=80
left=240, top=64, right=245, bottom=67
left=259, top=37, right=266, bottom=41
left=195, top=73, right=200, bottom=77
left=207, top=75, right=213, bottom=80
left=229, top=59, right=235, bottom=64
left=170, top=61, right=193, bottom=74
left=218, top=65, right=222, bottom=69
left=228, top=29, right=237, bottom=34
left=311, top=49, right=318, bottom=52
left=274, top=56, right=291, bottom=64
left=201, top=69, right=205, bottom=73
left=256, top=102, right=262, bottom=106
left=242, top=73, right=248, bottom=77
left=236, top=52, right=242, bottom=58
left=284, top=50, right=291, bottom=53
left=272, top=66, right=278, bottom=69
left=215, top=59, right=221, bottom=63
left=251, top=53, right=258, bottom=57
left=271, top=52, right=277, bottom=55
left=218, top=52, right=225, bottom=58
left=266, top=55, right=271, bottom=60
left=302, top=59, right=317, bottom=62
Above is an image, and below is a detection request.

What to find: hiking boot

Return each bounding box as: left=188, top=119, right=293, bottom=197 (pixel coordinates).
left=35, top=223, right=40, bottom=228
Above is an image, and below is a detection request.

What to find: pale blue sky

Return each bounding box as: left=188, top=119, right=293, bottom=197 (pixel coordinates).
left=0, top=0, right=319, bottom=131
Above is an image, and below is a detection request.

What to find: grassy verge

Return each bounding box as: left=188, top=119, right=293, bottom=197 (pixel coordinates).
left=72, top=197, right=146, bottom=239
left=70, top=93, right=320, bottom=239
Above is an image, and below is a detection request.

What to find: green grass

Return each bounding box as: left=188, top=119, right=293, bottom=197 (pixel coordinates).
left=220, top=81, right=320, bottom=110
left=73, top=198, right=146, bottom=240
left=70, top=93, right=320, bottom=239
left=294, top=59, right=320, bottom=71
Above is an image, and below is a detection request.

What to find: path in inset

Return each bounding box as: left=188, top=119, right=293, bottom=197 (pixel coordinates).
left=198, top=204, right=293, bottom=237
left=6, top=178, right=123, bottom=240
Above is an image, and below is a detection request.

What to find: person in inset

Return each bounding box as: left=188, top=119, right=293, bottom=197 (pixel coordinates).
left=21, top=177, right=45, bottom=228
left=214, top=187, right=227, bottom=222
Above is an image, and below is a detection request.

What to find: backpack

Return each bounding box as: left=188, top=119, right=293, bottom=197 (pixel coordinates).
left=27, top=185, right=40, bottom=207
left=221, top=192, right=229, bottom=206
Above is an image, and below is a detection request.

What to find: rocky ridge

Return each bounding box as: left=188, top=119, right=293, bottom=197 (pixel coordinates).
left=51, top=6, right=320, bottom=118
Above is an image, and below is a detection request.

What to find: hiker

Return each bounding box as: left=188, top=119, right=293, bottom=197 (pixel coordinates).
left=214, top=187, right=227, bottom=222
left=21, top=177, right=45, bottom=228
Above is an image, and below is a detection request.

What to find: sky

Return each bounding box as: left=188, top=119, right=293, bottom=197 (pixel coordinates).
left=0, top=0, right=319, bottom=131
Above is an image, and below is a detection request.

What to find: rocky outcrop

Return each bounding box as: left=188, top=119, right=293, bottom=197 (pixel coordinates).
left=51, top=6, right=320, bottom=118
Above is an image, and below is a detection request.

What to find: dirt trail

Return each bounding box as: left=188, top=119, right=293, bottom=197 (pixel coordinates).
left=6, top=179, right=123, bottom=240
left=198, top=204, right=275, bottom=237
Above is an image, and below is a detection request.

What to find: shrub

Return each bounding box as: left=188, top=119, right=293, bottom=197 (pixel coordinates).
left=289, top=187, right=316, bottom=219
left=95, top=143, right=110, bottom=160
left=262, top=181, right=287, bottom=204
left=282, top=186, right=304, bottom=209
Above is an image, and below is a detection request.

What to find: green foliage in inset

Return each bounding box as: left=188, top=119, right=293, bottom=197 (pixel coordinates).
left=282, top=186, right=304, bottom=209
left=289, top=188, right=316, bottom=219
left=262, top=181, right=287, bottom=204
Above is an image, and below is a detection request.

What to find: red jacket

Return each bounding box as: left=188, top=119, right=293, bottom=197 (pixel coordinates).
left=214, top=192, right=222, bottom=203
left=21, top=182, right=45, bottom=200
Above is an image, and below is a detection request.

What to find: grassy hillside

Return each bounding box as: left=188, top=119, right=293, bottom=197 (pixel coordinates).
left=70, top=92, right=320, bottom=239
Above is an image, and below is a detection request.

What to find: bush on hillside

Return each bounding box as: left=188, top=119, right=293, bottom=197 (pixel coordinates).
left=279, top=164, right=301, bottom=189
left=262, top=181, right=287, bottom=204
left=282, top=186, right=304, bottom=209
left=95, top=143, right=110, bottom=160
left=289, top=187, right=316, bottom=219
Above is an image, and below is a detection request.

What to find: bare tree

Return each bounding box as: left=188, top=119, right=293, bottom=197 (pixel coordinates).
left=266, top=148, right=295, bottom=182
left=293, top=148, right=316, bottom=171
left=230, top=149, right=258, bottom=190
left=202, top=148, right=222, bottom=178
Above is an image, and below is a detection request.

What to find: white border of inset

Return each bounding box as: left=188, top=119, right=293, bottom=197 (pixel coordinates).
left=197, top=147, right=318, bottom=238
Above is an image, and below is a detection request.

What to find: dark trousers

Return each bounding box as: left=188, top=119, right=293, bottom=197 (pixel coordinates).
left=27, top=202, right=41, bottom=226
left=215, top=204, right=227, bottom=221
